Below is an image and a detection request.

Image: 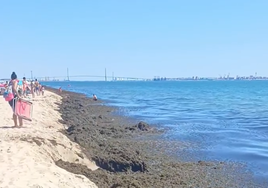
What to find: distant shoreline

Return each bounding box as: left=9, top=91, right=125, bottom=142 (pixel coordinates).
left=32, top=78, right=268, bottom=82
left=2, top=76, right=268, bottom=82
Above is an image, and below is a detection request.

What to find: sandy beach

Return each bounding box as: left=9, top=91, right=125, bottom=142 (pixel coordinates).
left=0, top=92, right=98, bottom=188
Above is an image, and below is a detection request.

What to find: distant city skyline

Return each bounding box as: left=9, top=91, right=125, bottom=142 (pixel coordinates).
left=1, top=68, right=268, bottom=82
left=1, top=69, right=266, bottom=82
left=1, top=1, right=268, bottom=79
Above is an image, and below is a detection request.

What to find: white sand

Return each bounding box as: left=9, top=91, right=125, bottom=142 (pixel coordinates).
left=0, top=92, right=98, bottom=188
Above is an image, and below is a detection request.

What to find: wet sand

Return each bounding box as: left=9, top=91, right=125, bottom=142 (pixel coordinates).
left=47, top=87, right=266, bottom=188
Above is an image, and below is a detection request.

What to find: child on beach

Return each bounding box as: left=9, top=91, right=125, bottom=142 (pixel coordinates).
left=93, top=94, right=97, bottom=101
left=59, top=87, right=62, bottom=93
left=26, top=86, right=31, bottom=95
left=4, top=81, right=8, bottom=88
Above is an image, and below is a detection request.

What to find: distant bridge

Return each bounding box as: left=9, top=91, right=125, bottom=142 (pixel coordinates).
left=33, top=75, right=151, bottom=81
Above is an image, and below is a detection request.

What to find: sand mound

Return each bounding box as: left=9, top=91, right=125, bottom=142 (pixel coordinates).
left=0, top=92, right=98, bottom=188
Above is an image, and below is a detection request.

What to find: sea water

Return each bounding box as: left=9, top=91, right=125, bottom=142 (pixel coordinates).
left=45, top=80, right=268, bottom=180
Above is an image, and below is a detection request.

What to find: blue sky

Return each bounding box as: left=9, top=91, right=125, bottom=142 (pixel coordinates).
left=1, top=0, right=267, bottom=80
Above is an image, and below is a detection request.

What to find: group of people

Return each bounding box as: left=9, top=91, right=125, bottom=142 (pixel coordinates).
left=5, top=73, right=45, bottom=98
left=5, top=77, right=45, bottom=98
left=21, top=78, right=45, bottom=98
left=3, top=72, right=45, bottom=128
left=4, top=71, right=98, bottom=128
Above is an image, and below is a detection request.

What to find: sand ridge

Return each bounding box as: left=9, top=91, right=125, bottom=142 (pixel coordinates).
left=0, top=91, right=98, bottom=188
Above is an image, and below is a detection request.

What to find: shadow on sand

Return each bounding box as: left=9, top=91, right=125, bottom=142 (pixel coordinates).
left=0, top=126, right=26, bottom=129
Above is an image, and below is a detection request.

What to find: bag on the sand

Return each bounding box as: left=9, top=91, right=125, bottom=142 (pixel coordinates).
left=3, top=83, right=14, bottom=102
left=14, top=98, right=33, bottom=121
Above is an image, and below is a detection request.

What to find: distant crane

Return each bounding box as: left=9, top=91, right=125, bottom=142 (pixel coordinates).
left=105, top=68, right=107, bottom=81
left=67, top=68, right=70, bottom=81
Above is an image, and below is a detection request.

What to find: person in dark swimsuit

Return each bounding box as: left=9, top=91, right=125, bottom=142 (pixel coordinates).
left=8, top=72, right=23, bottom=127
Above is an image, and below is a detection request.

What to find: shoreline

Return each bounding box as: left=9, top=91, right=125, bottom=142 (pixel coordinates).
left=46, top=86, right=267, bottom=188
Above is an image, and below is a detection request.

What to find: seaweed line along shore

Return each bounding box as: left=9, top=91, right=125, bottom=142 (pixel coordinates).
left=45, top=86, right=266, bottom=188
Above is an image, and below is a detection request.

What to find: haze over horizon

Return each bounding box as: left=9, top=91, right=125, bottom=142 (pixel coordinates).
left=1, top=0, right=268, bottom=80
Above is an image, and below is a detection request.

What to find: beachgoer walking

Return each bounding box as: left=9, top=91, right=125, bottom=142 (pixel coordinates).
left=34, top=79, right=39, bottom=96
left=5, top=72, right=23, bottom=127
left=59, top=87, right=62, bottom=93
left=22, top=77, right=27, bottom=98
left=30, top=80, right=35, bottom=98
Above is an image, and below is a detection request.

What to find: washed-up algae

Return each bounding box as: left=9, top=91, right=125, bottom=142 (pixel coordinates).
left=46, top=87, right=265, bottom=188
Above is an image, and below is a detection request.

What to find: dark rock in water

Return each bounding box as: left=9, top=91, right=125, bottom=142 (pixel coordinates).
left=67, top=125, right=75, bottom=132
left=124, top=121, right=153, bottom=132
left=136, top=121, right=150, bottom=131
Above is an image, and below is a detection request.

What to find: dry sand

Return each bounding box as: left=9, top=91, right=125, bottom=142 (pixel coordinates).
left=0, top=92, right=98, bottom=188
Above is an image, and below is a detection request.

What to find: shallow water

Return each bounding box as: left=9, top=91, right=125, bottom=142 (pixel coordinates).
left=45, top=80, right=268, bottom=180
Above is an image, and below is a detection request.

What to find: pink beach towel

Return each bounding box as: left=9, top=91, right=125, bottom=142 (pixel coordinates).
left=14, top=99, right=33, bottom=121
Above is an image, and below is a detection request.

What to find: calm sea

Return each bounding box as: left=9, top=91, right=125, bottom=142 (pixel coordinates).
left=45, top=80, right=268, bottom=180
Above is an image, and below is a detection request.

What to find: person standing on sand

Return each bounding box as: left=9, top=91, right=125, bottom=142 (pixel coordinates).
left=34, top=79, right=39, bottom=96
left=6, top=72, right=23, bottom=127
left=22, top=77, right=27, bottom=98
left=30, top=81, right=35, bottom=98
left=39, top=84, right=42, bottom=94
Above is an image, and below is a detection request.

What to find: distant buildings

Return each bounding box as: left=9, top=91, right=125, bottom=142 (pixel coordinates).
left=8, top=74, right=267, bottom=82
left=152, top=75, right=268, bottom=81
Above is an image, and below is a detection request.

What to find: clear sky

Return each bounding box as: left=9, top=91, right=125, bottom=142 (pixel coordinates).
left=1, top=0, right=267, bottom=80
